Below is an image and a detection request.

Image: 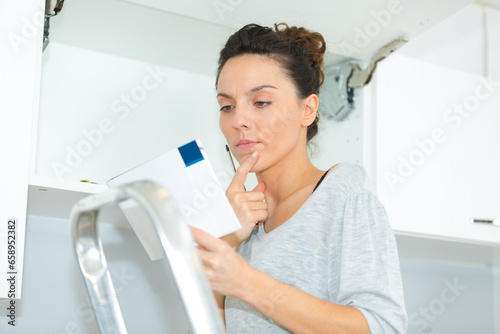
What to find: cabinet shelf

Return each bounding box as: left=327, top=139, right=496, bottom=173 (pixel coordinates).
left=27, top=175, right=128, bottom=227
left=395, top=231, right=500, bottom=267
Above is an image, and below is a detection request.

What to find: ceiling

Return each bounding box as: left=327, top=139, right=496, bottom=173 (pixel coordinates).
left=123, top=0, right=474, bottom=63
left=50, top=0, right=477, bottom=75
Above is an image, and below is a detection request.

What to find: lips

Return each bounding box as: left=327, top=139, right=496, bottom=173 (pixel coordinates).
left=237, top=140, right=259, bottom=149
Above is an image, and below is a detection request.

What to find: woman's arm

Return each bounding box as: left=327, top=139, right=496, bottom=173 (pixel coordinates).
left=191, top=227, right=370, bottom=334
left=237, top=264, right=370, bottom=334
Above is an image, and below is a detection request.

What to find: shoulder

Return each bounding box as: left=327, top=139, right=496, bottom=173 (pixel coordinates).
left=320, top=162, right=374, bottom=200
left=321, top=163, right=392, bottom=231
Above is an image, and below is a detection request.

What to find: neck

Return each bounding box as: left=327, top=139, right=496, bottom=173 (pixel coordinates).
left=255, top=145, right=321, bottom=214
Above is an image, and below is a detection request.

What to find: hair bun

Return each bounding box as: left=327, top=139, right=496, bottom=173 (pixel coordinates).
left=274, top=23, right=326, bottom=69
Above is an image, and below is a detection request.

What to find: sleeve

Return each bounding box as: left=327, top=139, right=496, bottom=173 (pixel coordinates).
left=328, top=189, right=408, bottom=334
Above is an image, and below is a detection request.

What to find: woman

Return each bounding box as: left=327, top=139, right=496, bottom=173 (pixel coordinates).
left=190, top=23, right=407, bottom=333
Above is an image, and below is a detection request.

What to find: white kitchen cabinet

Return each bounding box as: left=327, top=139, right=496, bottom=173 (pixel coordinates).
left=3, top=1, right=500, bottom=333
left=29, top=0, right=476, bottom=207
left=371, top=3, right=500, bottom=261
left=374, top=54, right=500, bottom=242
left=25, top=0, right=500, bottom=269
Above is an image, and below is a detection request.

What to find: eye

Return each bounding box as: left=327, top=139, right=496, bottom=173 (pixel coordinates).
left=219, top=105, right=234, bottom=113
left=255, top=101, right=271, bottom=108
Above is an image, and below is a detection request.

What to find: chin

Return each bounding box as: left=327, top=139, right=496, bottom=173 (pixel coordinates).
left=250, top=159, right=262, bottom=173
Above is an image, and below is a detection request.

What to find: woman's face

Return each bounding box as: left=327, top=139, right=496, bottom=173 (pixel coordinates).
left=217, top=54, right=315, bottom=172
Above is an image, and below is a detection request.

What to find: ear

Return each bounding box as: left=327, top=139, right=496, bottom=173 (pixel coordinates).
left=301, top=94, right=319, bottom=127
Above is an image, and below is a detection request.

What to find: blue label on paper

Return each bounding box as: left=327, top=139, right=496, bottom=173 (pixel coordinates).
left=178, top=140, right=204, bottom=167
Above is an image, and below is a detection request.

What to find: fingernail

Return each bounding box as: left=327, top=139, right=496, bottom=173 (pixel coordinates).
left=252, top=151, right=259, bottom=158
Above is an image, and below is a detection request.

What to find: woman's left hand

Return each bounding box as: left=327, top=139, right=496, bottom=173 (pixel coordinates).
left=190, top=226, right=253, bottom=298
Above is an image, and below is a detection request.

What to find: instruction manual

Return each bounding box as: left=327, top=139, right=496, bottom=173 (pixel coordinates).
left=107, top=139, right=241, bottom=260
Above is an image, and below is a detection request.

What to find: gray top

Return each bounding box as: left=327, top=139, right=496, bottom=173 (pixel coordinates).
left=225, top=162, right=408, bottom=333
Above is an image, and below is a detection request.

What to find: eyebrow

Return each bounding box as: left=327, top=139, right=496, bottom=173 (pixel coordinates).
left=216, top=85, right=278, bottom=99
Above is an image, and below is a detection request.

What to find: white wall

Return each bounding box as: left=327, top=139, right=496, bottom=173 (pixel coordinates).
left=35, top=41, right=367, bottom=190
left=401, top=259, right=494, bottom=334
left=0, top=216, right=189, bottom=333
left=36, top=42, right=224, bottom=185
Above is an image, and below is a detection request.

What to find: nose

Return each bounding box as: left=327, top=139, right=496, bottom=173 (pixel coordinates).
left=231, top=105, right=252, bottom=131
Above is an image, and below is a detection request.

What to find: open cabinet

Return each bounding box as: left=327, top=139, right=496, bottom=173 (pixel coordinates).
left=3, top=0, right=500, bottom=332
left=31, top=0, right=500, bottom=262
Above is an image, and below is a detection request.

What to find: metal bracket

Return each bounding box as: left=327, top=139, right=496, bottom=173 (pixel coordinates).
left=43, top=0, right=65, bottom=52
left=319, top=36, right=408, bottom=121
left=71, top=180, right=225, bottom=334
left=319, top=61, right=356, bottom=121
left=349, top=36, right=408, bottom=88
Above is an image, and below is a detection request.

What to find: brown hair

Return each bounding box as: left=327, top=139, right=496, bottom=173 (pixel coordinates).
left=216, top=23, right=326, bottom=142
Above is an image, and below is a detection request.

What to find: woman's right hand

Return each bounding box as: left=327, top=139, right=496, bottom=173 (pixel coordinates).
left=222, top=151, right=267, bottom=250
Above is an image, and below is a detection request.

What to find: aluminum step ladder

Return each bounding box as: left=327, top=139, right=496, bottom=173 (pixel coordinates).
left=70, top=180, right=225, bottom=334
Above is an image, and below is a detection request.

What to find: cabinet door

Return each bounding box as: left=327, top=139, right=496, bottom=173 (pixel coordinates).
left=374, top=54, right=500, bottom=244
left=0, top=0, right=44, bottom=298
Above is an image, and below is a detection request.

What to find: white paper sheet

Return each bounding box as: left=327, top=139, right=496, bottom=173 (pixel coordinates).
left=106, top=139, right=241, bottom=260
